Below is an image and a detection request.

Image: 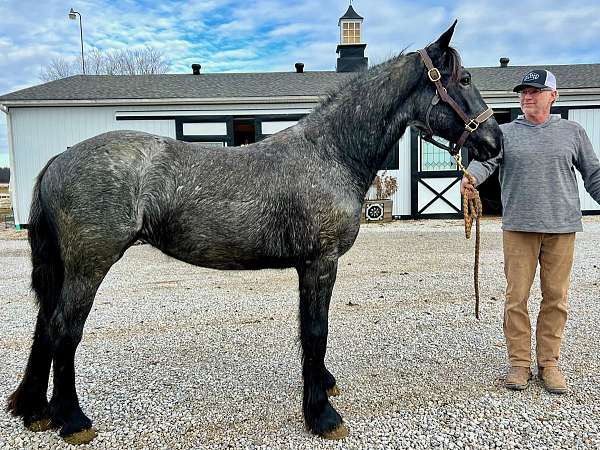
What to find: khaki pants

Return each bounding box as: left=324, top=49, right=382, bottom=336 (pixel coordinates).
left=503, top=231, right=575, bottom=368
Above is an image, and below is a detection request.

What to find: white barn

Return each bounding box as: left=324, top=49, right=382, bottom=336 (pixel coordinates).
left=2, top=5, right=600, bottom=228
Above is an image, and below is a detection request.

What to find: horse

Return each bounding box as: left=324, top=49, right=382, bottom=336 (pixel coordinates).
left=7, top=22, right=502, bottom=444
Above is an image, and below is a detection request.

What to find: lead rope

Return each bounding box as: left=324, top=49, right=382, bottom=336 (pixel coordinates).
left=454, top=154, right=482, bottom=320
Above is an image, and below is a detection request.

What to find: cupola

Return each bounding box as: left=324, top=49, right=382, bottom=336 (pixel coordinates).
left=336, top=3, right=368, bottom=73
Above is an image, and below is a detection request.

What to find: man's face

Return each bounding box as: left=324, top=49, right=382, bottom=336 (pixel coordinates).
left=519, top=87, right=558, bottom=117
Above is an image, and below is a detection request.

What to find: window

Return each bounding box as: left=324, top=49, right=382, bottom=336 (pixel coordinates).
left=419, top=137, right=456, bottom=171
left=261, top=121, right=298, bottom=135
left=182, top=122, right=227, bottom=136
left=342, top=21, right=361, bottom=44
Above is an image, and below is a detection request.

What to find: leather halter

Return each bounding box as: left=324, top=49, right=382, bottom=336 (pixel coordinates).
left=417, top=48, right=494, bottom=156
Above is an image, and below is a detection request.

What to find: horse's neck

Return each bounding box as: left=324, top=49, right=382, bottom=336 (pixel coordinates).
left=308, top=55, right=419, bottom=196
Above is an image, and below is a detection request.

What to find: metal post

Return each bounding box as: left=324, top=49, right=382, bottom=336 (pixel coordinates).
left=69, top=8, right=85, bottom=74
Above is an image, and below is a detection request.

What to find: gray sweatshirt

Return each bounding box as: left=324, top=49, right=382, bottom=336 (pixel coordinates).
left=467, top=115, right=600, bottom=233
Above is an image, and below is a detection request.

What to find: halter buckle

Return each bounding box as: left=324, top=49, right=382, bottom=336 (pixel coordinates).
left=427, top=68, right=441, bottom=82
left=465, top=119, right=479, bottom=133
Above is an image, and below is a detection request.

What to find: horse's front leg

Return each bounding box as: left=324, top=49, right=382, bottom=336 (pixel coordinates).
left=297, top=258, right=348, bottom=440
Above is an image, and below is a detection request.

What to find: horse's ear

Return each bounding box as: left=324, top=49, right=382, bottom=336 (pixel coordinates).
left=426, top=20, right=457, bottom=60
left=436, top=20, right=457, bottom=50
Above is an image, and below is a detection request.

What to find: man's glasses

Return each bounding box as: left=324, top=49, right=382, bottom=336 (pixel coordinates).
left=518, top=88, right=552, bottom=97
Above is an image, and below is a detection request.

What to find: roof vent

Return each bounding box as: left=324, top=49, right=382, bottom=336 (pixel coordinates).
left=295, top=62, right=304, bottom=73
left=499, top=57, right=509, bottom=68
left=191, top=64, right=201, bottom=75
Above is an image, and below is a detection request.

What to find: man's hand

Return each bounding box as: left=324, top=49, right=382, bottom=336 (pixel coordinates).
left=460, top=176, right=477, bottom=199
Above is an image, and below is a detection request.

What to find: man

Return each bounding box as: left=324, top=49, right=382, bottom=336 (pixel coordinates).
left=461, top=69, right=600, bottom=394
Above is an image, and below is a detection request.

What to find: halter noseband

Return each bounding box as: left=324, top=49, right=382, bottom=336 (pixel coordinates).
left=417, top=48, right=494, bottom=156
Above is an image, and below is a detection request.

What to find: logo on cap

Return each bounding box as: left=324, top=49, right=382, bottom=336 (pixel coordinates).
left=523, top=72, right=540, bottom=82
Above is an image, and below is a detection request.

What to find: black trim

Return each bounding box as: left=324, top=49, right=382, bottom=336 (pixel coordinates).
left=176, top=135, right=229, bottom=143
left=175, top=116, right=231, bottom=142
left=551, top=106, right=569, bottom=119
left=410, top=128, right=419, bottom=217
left=255, top=121, right=263, bottom=142
left=117, top=115, right=178, bottom=121
left=381, top=142, right=400, bottom=170
left=415, top=170, right=460, bottom=178
left=173, top=114, right=305, bottom=144
left=226, top=118, right=234, bottom=146
left=412, top=213, right=463, bottom=220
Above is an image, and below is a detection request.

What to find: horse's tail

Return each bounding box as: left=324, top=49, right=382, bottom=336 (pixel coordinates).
left=28, top=155, right=64, bottom=315
left=6, top=156, right=63, bottom=418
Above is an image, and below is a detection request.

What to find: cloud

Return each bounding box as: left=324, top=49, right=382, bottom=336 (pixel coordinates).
left=212, top=48, right=258, bottom=60
left=1, top=0, right=600, bottom=157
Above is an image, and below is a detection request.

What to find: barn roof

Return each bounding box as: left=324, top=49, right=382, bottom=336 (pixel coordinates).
left=339, top=5, right=364, bottom=23
left=1, top=63, right=600, bottom=104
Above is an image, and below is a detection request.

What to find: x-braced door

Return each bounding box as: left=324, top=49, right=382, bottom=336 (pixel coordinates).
left=410, top=128, right=466, bottom=219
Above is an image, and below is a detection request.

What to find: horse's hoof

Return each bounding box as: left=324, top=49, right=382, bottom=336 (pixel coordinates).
left=321, top=423, right=349, bottom=440
left=27, top=418, right=54, bottom=432
left=326, top=385, right=341, bottom=397
left=62, top=428, right=97, bottom=445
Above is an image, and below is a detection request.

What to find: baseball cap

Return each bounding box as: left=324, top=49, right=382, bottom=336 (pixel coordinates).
left=513, top=69, right=557, bottom=92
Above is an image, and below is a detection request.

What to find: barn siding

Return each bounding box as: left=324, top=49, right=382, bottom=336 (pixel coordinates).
left=7, top=104, right=314, bottom=225
left=569, top=108, right=600, bottom=212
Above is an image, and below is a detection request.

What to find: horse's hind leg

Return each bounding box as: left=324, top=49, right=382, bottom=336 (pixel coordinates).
left=297, top=258, right=348, bottom=440
left=6, top=311, right=55, bottom=432
left=46, top=272, right=104, bottom=444
left=47, top=253, right=118, bottom=444
left=7, top=226, right=63, bottom=432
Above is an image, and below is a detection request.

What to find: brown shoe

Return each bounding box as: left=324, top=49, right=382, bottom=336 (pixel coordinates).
left=505, top=366, right=532, bottom=391
left=539, top=367, right=567, bottom=394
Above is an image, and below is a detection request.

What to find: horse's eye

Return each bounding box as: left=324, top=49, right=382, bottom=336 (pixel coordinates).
left=460, top=76, right=471, bottom=86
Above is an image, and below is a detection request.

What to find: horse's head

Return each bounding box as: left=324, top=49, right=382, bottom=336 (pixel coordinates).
left=410, top=21, right=502, bottom=162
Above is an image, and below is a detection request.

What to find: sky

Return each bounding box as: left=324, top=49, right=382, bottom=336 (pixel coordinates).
left=1, top=0, right=600, bottom=166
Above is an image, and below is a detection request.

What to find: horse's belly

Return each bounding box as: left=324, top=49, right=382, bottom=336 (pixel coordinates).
left=160, top=243, right=294, bottom=271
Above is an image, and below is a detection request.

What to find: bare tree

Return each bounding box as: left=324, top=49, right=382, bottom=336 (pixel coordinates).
left=39, top=56, right=79, bottom=82
left=108, top=47, right=170, bottom=75
left=39, top=46, right=170, bottom=81
left=86, top=48, right=106, bottom=75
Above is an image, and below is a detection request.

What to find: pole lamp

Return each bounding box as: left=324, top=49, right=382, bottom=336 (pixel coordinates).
left=68, top=8, right=85, bottom=74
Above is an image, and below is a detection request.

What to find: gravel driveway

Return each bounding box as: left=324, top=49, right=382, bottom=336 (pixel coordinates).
left=1, top=218, right=599, bottom=449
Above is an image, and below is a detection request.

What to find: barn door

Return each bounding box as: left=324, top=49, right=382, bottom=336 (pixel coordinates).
left=410, top=129, right=464, bottom=219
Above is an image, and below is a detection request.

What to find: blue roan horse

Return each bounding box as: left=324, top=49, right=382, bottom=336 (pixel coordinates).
left=7, top=23, right=502, bottom=444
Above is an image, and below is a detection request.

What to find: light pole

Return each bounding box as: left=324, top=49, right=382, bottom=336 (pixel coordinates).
left=68, top=8, right=85, bottom=74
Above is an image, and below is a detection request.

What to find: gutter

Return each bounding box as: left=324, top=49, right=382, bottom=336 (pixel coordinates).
left=2, top=88, right=599, bottom=108
left=0, top=95, right=325, bottom=108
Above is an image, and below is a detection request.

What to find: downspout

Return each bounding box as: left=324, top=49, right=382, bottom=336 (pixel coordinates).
left=0, top=104, right=20, bottom=229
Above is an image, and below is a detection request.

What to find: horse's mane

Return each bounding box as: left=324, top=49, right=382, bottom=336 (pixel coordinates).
left=311, top=46, right=462, bottom=117
left=310, top=52, right=405, bottom=116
